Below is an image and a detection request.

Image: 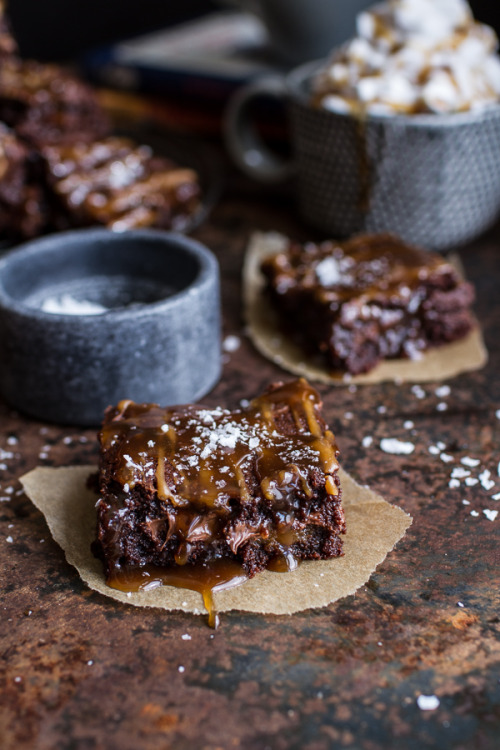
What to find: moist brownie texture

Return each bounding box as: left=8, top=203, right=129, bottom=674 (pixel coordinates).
left=0, top=58, right=110, bottom=148
left=261, top=234, right=475, bottom=375
left=93, top=379, right=345, bottom=583
left=43, top=137, right=201, bottom=232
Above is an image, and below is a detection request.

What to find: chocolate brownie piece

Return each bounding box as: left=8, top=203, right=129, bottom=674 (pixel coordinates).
left=0, top=58, right=110, bottom=148
left=93, top=379, right=345, bottom=612
left=0, top=123, right=47, bottom=238
left=0, top=0, right=17, bottom=59
left=43, top=136, right=201, bottom=231
left=261, top=234, right=475, bottom=375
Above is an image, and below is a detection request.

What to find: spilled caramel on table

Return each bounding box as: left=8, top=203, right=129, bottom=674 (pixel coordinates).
left=96, top=379, right=343, bottom=626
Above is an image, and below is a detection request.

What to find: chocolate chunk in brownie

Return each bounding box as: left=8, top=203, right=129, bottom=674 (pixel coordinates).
left=43, top=137, right=201, bottom=231
left=93, top=379, right=345, bottom=602
left=0, top=58, right=110, bottom=148
left=260, top=233, right=475, bottom=375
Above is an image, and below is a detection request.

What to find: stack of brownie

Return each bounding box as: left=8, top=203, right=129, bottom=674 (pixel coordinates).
left=0, top=3, right=200, bottom=239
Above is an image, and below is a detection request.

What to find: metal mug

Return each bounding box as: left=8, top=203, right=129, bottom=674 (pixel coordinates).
left=225, top=60, right=500, bottom=250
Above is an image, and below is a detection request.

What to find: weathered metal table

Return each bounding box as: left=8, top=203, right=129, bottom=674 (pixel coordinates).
left=1, top=171, right=499, bottom=750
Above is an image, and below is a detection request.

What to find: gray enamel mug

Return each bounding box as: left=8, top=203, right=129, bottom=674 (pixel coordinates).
left=225, top=60, right=500, bottom=250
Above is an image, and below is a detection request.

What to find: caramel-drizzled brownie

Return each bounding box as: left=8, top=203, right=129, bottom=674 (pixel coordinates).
left=93, top=379, right=345, bottom=617
left=43, top=137, right=201, bottom=231
left=261, top=234, right=475, bottom=375
left=0, top=58, right=110, bottom=147
left=0, top=122, right=47, bottom=238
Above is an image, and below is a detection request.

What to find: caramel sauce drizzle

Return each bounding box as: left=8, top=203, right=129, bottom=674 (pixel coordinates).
left=100, top=379, right=340, bottom=626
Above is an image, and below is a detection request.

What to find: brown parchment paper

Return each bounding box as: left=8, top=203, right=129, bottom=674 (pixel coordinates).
left=20, top=465, right=412, bottom=617
left=244, top=232, right=487, bottom=385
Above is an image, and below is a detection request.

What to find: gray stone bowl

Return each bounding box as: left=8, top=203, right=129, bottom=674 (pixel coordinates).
left=0, top=228, right=221, bottom=426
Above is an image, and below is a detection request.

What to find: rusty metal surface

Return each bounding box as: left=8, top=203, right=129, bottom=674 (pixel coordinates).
left=1, top=176, right=499, bottom=750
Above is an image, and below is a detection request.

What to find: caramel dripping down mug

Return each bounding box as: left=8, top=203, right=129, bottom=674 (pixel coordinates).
left=224, top=60, right=500, bottom=251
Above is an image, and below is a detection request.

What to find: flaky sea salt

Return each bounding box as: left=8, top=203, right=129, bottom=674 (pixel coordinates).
left=440, top=453, right=454, bottom=463
left=465, top=477, right=479, bottom=486
left=491, top=492, right=500, bottom=501
left=436, top=402, right=448, bottom=412
left=435, top=385, right=451, bottom=398
left=483, top=509, right=498, bottom=521
left=449, top=479, right=460, bottom=489
left=451, top=468, right=470, bottom=479
left=412, top=385, right=426, bottom=399
left=362, top=436, right=373, bottom=448
left=461, top=457, right=480, bottom=467
left=222, top=335, right=241, bottom=353
left=380, top=438, right=414, bottom=455
left=403, top=420, right=414, bottom=429
left=470, top=510, right=479, bottom=517
left=417, top=695, right=440, bottom=711
left=479, top=469, right=495, bottom=491
left=181, top=634, right=192, bottom=640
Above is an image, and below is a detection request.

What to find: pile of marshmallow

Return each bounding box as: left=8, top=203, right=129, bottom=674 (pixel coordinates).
left=313, top=0, right=500, bottom=115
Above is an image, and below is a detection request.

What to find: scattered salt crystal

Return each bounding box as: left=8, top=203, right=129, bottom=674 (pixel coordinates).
left=479, top=469, right=495, bottom=491
left=429, top=445, right=440, bottom=455
left=181, top=634, right=192, bottom=641
left=377, top=405, right=387, bottom=414
left=126, top=592, right=132, bottom=598
left=87, top=660, right=94, bottom=666
left=412, top=385, right=426, bottom=399
left=417, top=695, right=440, bottom=711
left=460, top=457, right=479, bottom=467
left=222, top=335, right=241, bottom=353
left=380, top=438, right=414, bottom=455
left=240, top=399, right=250, bottom=408
left=178, top=666, right=185, bottom=673
left=344, top=412, right=353, bottom=420
left=14, top=676, right=22, bottom=684
left=6, top=536, right=13, bottom=543
left=448, top=479, right=460, bottom=489
left=362, top=436, right=373, bottom=448
left=440, top=453, right=454, bottom=463
left=465, top=477, right=479, bottom=486
left=491, top=493, right=500, bottom=501
left=147, top=440, right=155, bottom=448
left=451, top=468, right=470, bottom=479
left=0, top=448, right=14, bottom=460
left=6, top=436, right=18, bottom=446
left=462, top=499, right=470, bottom=505
left=435, top=385, right=450, bottom=398
left=161, top=424, right=169, bottom=433
left=436, top=402, right=448, bottom=412
left=436, top=442, right=446, bottom=451
left=457, top=602, right=465, bottom=608
left=483, top=509, right=498, bottom=521
left=63, top=436, right=72, bottom=445
left=470, top=510, right=479, bottom=517
left=404, top=420, right=414, bottom=429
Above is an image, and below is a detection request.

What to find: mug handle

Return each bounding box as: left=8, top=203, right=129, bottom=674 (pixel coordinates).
left=224, top=75, right=295, bottom=183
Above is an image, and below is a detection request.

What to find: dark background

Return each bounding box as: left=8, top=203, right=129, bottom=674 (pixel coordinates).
left=7, top=0, right=500, bottom=62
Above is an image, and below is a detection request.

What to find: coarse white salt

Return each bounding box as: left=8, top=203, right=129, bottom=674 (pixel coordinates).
left=6, top=436, right=18, bottom=446
left=457, top=601, right=465, bottom=608
left=0, top=449, right=14, bottom=460
left=417, top=695, right=440, bottom=711
left=435, top=385, right=451, bottom=398
left=465, top=477, right=479, bottom=486
left=178, top=665, right=185, bottom=673
left=380, top=438, right=415, bottom=455
left=483, top=509, right=498, bottom=521
left=240, top=399, right=250, bottom=408
left=491, top=493, right=500, bottom=501
left=362, top=436, right=373, bottom=448
left=222, top=335, right=241, bottom=353
left=449, top=479, right=460, bottom=489
left=462, top=499, right=470, bottom=505
left=377, top=405, right=387, bottom=414
left=344, top=412, right=354, bottom=420
left=181, top=634, right=192, bottom=640
left=436, top=402, right=448, bottom=412
left=470, top=510, right=479, bottom=517
left=440, top=453, right=454, bottom=463
left=404, top=420, right=414, bottom=429
left=161, top=424, right=169, bottom=433
left=429, top=445, right=440, bottom=455
left=436, top=442, right=446, bottom=451
left=6, top=536, right=13, bottom=543
left=461, top=457, right=480, bottom=467
left=63, top=436, right=72, bottom=445
left=451, top=467, right=470, bottom=479
left=479, top=469, right=495, bottom=491
left=412, top=385, right=426, bottom=399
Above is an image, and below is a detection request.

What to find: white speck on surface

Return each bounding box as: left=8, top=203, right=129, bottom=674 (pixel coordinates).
left=417, top=695, right=440, bottom=711
left=63, top=436, right=72, bottom=445
left=344, top=411, right=353, bottom=420
left=436, top=442, right=446, bottom=451
left=411, top=385, right=426, bottom=399
left=181, top=634, right=192, bottom=640
left=6, top=436, right=18, bottom=446
left=315, top=256, right=342, bottom=286
left=440, top=453, right=454, bottom=463
left=178, top=665, right=185, bottom=673
left=14, top=676, right=22, bottom=683
left=457, top=601, right=465, bottom=608
left=161, top=424, right=170, bottom=433
left=403, top=420, right=414, bottom=429
left=435, top=385, right=451, bottom=398
left=41, top=294, right=107, bottom=315
left=496, top=409, right=500, bottom=419
left=470, top=510, right=479, bottom=517
left=222, top=335, right=241, bottom=353
left=465, top=477, right=479, bottom=486
left=462, top=499, right=470, bottom=505
left=348, top=384, right=357, bottom=393
left=451, top=468, right=470, bottom=479
left=380, top=438, right=414, bottom=455
left=491, top=492, right=500, bottom=501
left=479, top=469, right=495, bottom=491
left=240, top=399, right=250, bottom=408
left=436, top=402, right=448, bottom=412
left=483, top=509, right=498, bottom=521
left=126, top=592, right=132, bottom=598
left=362, top=436, right=373, bottom=448
left=377, top=405, right=387, bottom=414
left=448, top=479, right=460, bottom=489
left=461, top=457, right=480, bottom=467
left=6, top=536, right=13, bottom=543
left=429, top=445, right=440, bottom=455
left=87, top=660, right=94, bottom=666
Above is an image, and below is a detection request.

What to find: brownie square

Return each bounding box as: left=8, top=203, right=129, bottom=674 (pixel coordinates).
left=261, top=234, right=475, bottom=375
left=0, top=58, right=110, bottom=148
left=93, top=379, right=345, bottom=592
left=43, top=136, right=201, bottom=231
